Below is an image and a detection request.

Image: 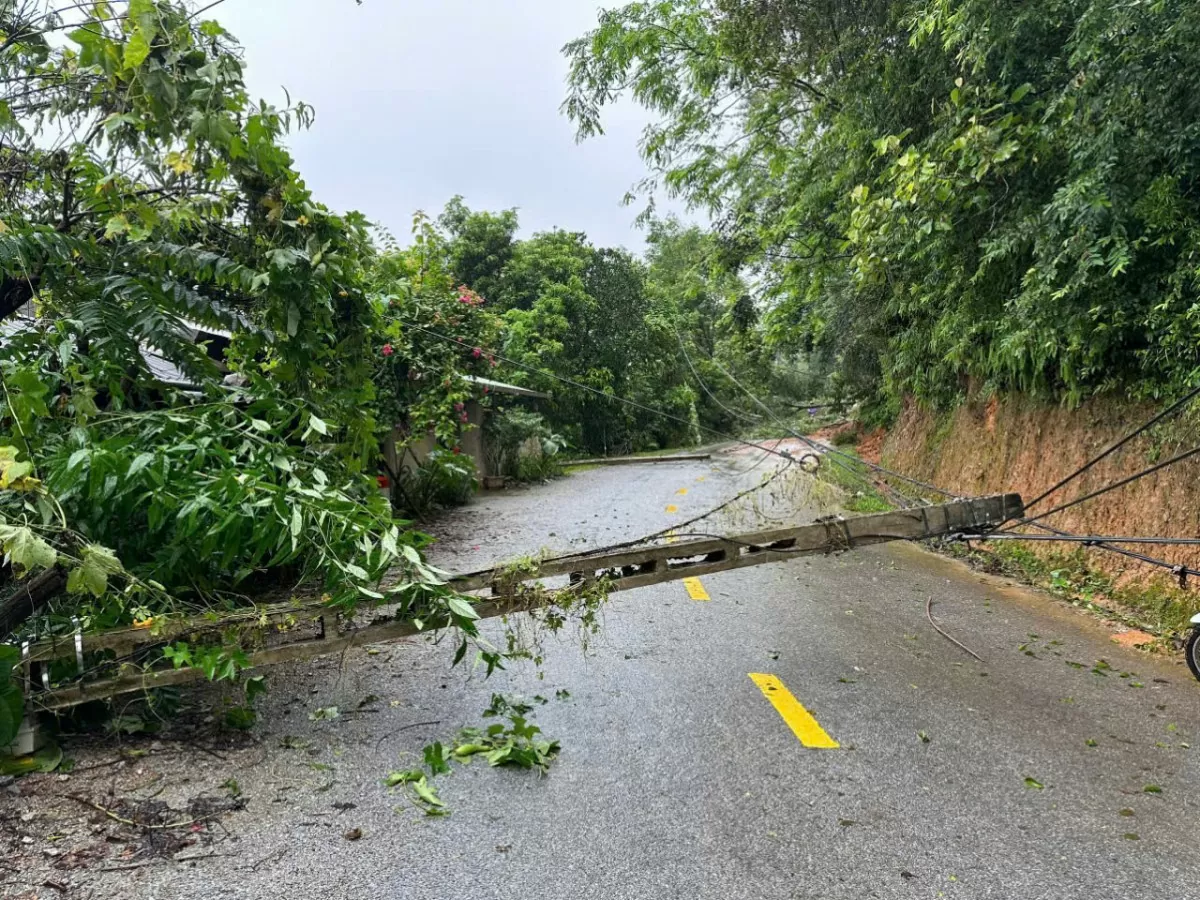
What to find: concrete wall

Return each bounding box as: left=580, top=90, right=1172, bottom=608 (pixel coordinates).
left=383, top=399, right=489, bottom=482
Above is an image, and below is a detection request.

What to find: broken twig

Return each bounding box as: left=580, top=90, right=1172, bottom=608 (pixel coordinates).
left=64, top=794, right=216, bottom=831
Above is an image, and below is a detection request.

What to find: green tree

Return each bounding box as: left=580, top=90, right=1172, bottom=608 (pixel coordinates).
left=438, top=196, right=519, bottom=302
left=0, top=2, right=487, bottom=673
left=494, top=229, right=593, bottom=312
left=565, top=0, right=1200, bottom=413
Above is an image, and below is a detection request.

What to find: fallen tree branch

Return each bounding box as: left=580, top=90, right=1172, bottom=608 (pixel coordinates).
left=0, top=567, right=65, bottom=637
left=64, top=794, right=217, bottom=831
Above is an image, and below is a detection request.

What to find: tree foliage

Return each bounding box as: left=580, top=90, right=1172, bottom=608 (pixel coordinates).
left=0, top=2, right=499, bottom=702
left=565, top=0, right=1200, bottom=412
left=434, top=199, right=791, bottom=455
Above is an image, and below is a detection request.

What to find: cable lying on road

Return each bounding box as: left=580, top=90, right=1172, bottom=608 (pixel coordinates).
left=704, top=352, right=960, bottom=505
left=926, top=595, right=984, bottom=663
left=536, top=450, right=799, bottom=566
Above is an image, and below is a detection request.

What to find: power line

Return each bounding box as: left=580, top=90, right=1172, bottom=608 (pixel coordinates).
left=667, top=325, right=904, bottom=508
left=1005, top=443, right=1200, bottom=529
left=698, top=354, right=908, bottom=505
left=536, top=456, right=797, bottom=566
left=1020, top=383, right=1200, bottom=515
left=705, top=353, right=959, bottom=504
left=980, top=384, right=1200, bottom=585
left=986, top=519, right=1200, bottom=583
left=963, top=533, right=1200, bottom=547
left=395, top=319, right=824, bottom=567
left=404, top=317, right=1198, bottom=583
left=673, top=327, right=762, bottom=425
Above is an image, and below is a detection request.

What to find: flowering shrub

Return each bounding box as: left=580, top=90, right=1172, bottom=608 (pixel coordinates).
left=369, top=214, right=504, bottom=469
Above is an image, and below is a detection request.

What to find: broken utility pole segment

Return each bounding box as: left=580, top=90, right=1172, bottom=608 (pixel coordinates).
left=21, top=494, right=1021, bottom=711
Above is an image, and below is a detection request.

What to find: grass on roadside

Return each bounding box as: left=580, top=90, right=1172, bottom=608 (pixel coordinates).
left=812, top=447, right=894, bottom=514
left=944, top=540, right=1200, bottom=643
left=809, top=437, right=1199, bottom=648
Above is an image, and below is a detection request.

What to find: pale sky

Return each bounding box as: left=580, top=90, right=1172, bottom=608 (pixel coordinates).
left=214, top=0, right=687, bottom=251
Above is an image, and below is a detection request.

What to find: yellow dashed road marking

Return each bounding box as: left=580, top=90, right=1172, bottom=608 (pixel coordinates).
left=665, top=504, right=678, bottom=513
left=682, top=577, right=709, bottom=601
left=676, top=487, right=688, bottom=495
left=748, top=673, right=840, bottom=749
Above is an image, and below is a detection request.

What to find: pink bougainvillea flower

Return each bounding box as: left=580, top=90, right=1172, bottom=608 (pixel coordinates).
left=453, top=401, right=464, bottom=411
left=452, top=445, right=462, bottom=455
left=459, top=411, right=469, bottom=423
left=482, top=386, right=490, bottom=395
left=381, top=343, right=394, bottom=356
left=472, top=347, right=482, bottom=359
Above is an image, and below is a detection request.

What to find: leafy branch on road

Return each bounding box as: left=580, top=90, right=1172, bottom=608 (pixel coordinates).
left=384, top=694, right=562, bottom=815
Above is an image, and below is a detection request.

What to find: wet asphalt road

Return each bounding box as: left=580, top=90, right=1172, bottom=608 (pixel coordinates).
left=63, top=451, right=1200, bottom=899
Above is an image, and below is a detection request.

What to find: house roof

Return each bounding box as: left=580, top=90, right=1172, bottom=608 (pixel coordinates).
left=464, top=375, right=551, bottom=400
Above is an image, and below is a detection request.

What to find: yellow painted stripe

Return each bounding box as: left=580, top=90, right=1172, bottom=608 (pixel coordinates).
left=676, top=487, right=688, bottom=495
left=665, top=504, right=678, bottom=513
left=682, top=577, right=710, bottom=601
left=748, top=673, right=839, bottom=749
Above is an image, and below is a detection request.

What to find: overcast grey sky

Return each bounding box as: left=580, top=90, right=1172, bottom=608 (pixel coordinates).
left=215, top=0, right=686, bottom=251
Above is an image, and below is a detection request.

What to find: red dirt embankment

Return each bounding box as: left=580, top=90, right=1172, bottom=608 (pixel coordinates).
left=879, top=393, right=1200, bottom=582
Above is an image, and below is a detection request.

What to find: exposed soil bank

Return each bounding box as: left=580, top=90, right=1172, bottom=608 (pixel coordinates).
left=878, top=393, right=1200, bottom=631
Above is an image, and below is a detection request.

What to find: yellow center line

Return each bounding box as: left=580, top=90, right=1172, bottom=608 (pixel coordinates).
left=676, top=487, right=688, bottom=495
left=682, top=577, right=709, bottom=601
left=748, top=673, right=840, bottom=749
left=665, top=504, right=678, bottom=513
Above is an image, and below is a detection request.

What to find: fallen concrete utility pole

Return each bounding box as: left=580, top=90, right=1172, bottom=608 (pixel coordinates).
left=20, top=494, right=1021, bottom=711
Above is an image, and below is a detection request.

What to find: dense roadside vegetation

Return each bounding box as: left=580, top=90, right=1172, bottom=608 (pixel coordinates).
left=438, top=199, right=816, bottom=455
left=565, top=0, right=1200, bottom=420
left=0, top=0, right=529, bottom=741
left=0, top=0, right=809, bottom=746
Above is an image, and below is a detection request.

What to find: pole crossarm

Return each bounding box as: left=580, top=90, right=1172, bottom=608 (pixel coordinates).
left=19, top=494, right=1022, bottom=711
